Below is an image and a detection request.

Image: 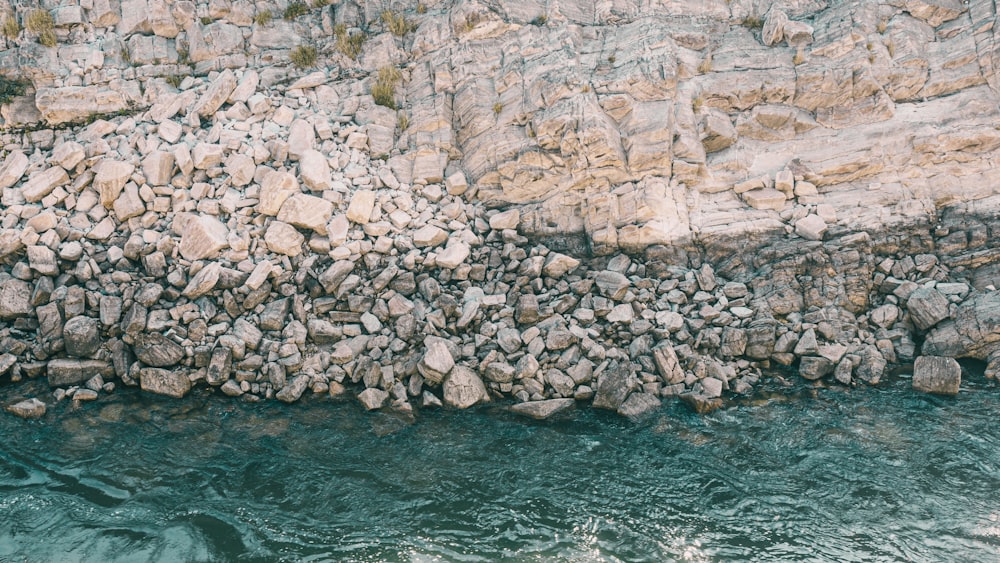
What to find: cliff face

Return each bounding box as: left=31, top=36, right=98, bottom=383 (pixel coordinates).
left=1, top=1, right=999, bottom=416
left=3, top=0, right=1000, bottom=253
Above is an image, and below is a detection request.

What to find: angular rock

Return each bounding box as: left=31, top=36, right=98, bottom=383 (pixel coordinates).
left=35, top=86, right=129, bottom=125
left=264, top=221, right=305, bottom=256
left=617, top=392, right=661, bottom=420
left=21, top=167, right=69, bottom=203
left=442, top=366, right=488, bottom=409
left=653, top=345, right=685, bottom=384
left=258, top=171, right=301, bottom=215
left=346, top=189, right=376, bottom=224
left=912, top=355, right=961, bottom=395
left=0, top=279, right=32, bottom=319
left=179, top=215, right=229, bottom=260
left=94, top=159, right=134, bottom=208
left=592, top=362, right=634, bottom=411
left=194, top=69, right=237, bottom=117
left=435, top=242, right=470, bottom=269
left=5, top=398, right=46, bottom=419
left=47, top=359, right=114, bottom=387
left=418, top=340, right=455, bottom=384
left=276, top=374, right=310, bottom=403
left=358, top=387, right=389, bottom=410
left=542, top=253, right=581, bottom=278
left=298, top=149, right=332, bottom=191
left=795, top=214, right=828, bottom=241
left=133, top=333, right=185, bottom=367
left=0, top=151, right=29, bottom=189
left=510, top=398, right=575, bottom=420
left=277, top=194, right=333, bottom=234
left=139, top=367, right=191, bottom=398
left=63, top=316, right=101, bottom=358
left=907, top=287, right=950, bottom=331
left=142, top=151, right=176, bottom=186
left=799, top=356, right=834, bottom=380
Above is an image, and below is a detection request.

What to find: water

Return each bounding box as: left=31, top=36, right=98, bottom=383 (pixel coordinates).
left=3, top=379, right=1000, bottom=562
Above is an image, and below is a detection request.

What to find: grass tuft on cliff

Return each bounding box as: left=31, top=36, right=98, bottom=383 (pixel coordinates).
left=2, top=12, right=19, bottom=39
left=372, top=65, right=401, bottom=109
left=0, top=75, right=29, bottom=105
left=283, top=1, right=309, bottom=20
left=290, top=45, right=317, bottom=68
left=334, top=24, right=366, bottom=59
left=26, top=9, right=55, bottom=47
left=381, top=10, right=413, bottom=36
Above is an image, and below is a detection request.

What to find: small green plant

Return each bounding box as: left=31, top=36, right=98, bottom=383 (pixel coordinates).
left=290, top=45, right=317, bottom=68
left=792, top=50, right=805, bottom=65
left=697, top=53, right=712, bottom=74
left=165, top=74, right=183, bottom=88
left=607, top=54, right=615, bottom=64
left=381, top=10, right=412, bottom=36
left=0, top=75, right=29, bottom=105
left=372, top=65, right=401, bottom=109
left=493, top=101, right=503, bottom=115
left=416, top=3, right=427, bottom=14
left=692, top=95, right=704, bottom=113
left=200, top=16, right=212, bottom=25
left=531, top=14, right=547, bottom=25
left=283, top=1, right=309, bottom=20
left=38, top=28, right=56, bottom=47
left=177, top=47, right=190, bottom=64
left=397, top=112, right=409, bottom=131
left=2, top=12, right=20, bottom=39
left=312, top=0, right=331, bottom=7
left=254, top=10, right=272, bottom=25
left=334, top=24, right=366, bottom=59
left=742, top=16, right=763, bottom=30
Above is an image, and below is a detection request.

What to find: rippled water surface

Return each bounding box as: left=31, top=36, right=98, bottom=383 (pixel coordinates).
left=4, top=379, right=1000, bottom=562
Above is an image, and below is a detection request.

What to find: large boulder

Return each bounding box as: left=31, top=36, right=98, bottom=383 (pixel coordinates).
left=47, top=359, right=114, bottom=387
left=139, top=368, right=191, bottom=398
left=133, top=333, right=185, bottom=367
left=5, top=398, right=46, bottom=419
left=912, top=356, right=961, bottom=395
left=592, top=362, right=634, bottom=411
left=442, top=366, right=488, bottom=409
left=510, top=398, right=575, bottom=419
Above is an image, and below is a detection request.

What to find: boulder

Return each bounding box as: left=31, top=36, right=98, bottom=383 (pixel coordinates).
left=133, top=333, right=185, bottom=367
left=277, top=194, right=334, bottom=234
left=510, top=398, right=575, bottom=419
left=139, top=368, right=191, bottom=398
left=5, top=398, right=46, bottom=419
left=0, top=279, right=32, bottom=319
left=617, top=392, right=661, bottom=420
left=912, top=355, right=961, bottom=395
left=592, top=362, right=634, bottom=411
left=34, top=86, right=129, bottom=125
left=435, top=242, right=470, bottom=269
left=299, top=149, right=332, bottom=191
left=179, top=215, right=229, bottom=260
left=799, top=356, right=834, bottom=380
left=258, top=171, right=301, bottom=215
left=47, top=359, right=114, bottom=387
left=907, top=287, right=950, bottom=331
left=346, top=189, right=376, bottom=224
left=358, top=387, right=389, bottom=410
left=264, top=221, right=305, bottom=256
left=276, top=374, right=310, bottom=403
left=94, top=159, right=134, bottom=208
left=442, top=366, right=488, bottom=409
left=417, top=340, right=454, bottom=384
left=63, top=316, right=101, bottom=358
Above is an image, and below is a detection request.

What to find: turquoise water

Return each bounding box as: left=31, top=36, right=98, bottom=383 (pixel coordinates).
left=3, top=378, right=1000, bottom=562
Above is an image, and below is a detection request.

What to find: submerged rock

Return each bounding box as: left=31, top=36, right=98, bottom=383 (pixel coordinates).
left=5, top=398, right=46, bottom=419
left=510, top=398, right=575, bottom=420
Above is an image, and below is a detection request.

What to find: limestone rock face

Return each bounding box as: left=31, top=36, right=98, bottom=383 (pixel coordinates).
left=35, top=87, right=130, bottom=125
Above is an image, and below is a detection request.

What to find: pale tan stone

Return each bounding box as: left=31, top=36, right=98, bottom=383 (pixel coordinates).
left=346, top=190, right=376, bottom=224
left=277, top=194, right=334, bottom=235
left=179, top=215, right=229, bottom=261
left=257, top=171, right=300, bottom=216
left=264, top=221, right=304, bottom=256
left=94, top=160, right=135, bottom=208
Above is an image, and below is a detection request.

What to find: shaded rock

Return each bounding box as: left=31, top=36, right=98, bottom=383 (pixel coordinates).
left=912, top=355, right=961, bottom=395
left=442, top=366, right=488, bottom=409
left=510, top=398, right=575, bottom=420
left=799, top=356, right=834, bottom=380
left=418, top=340, right=454, bottom=384
left=907, top=287, right=951, bottom=331
left=276, top=374, right=310, bottom=403
left=592, top=362, right=634, bottom=411
left=680, top=393, right=724, bottom=414
left=63, top=316, right=101, bottom=358
left=5, top=398, right=46, bottom=419
left=48, top=359, right=114, bottom=387
left=617, top=392, right=661, bottom=420
left=139, top=367, right=191, bottom=398
left=258, top=171, right=301, bottom=215
left=134, top=333, right=185, bottom=367
left=358, top=387, right=389, bottom=410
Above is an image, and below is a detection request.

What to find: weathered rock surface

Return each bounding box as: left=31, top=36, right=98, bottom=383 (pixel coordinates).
left=912, top=356, right=961, bottom=395
left=139, top=368, right=191, bottom=398
left=5, top=398, right=46, bottom=419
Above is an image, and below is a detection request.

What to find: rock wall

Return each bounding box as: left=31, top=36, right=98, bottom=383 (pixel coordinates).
left=1, top=0, right=999, bottom=418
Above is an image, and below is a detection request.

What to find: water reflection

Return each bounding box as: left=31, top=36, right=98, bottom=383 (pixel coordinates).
left=1, top=380, right=1000, bottom=561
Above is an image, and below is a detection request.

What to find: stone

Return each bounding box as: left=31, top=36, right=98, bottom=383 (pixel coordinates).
left=617, top=392, right=661, bottom=419
left=194, top=69, right=238, bottom=117
left=277, top=194, right=334, bottom=234
left=484, top=362, right=516, bottom=383
left=907, top=287, right=950, bottom=331
left=744, top=188, right=787, bottom=211
left=701, top=112, right=737, bottom=153
left=73, top=389, right=99, bottom=401
left=5, top=398, right=46, bottom=419
left=0, top=279, right=32, bottom=319
left=442, top=366, right=488, bottom=409
left=358, top=387, right=389, bottom=410
left=134, top=333, right=185, bottom=367
left=653, top=346, right=685, bottom=384
left=679, top=393, right=723, bottom=414
left=276, top=374, right=310, bottom=403
left=94, top=160, right=134, bottom=208
left=142, top=151, right=176, bottom=186
left=489, top=209, right=520, bottom=230
left=258, top=171, right=300, bottom=215
left=595, top=271, right=630, bottom=300
left=140, top=368, right=191, bottom=398
left=22, top=166, right=69, bottom=203
left=221, top=379, right=244, bottom=397
left=912, top=356, right=961, bottom=395
left=206, top=347, right=233, bottom=386
left=542, top=253, right=581, bottom=278
left=346, top=189, right=376, bottom=224
left=63, top=316, right=101, bottom=358
left=0, top=151, right=29, bottom=189
left=224, top=153, right=256, bottom=187
left=795, top=214, right=828, bottom=241
left=179, top=215, right=229, bottom=260
left=192, top=143, right=224, bottom=170
left=27, top=245, right=59, bottom=276
left=34, top=86, right=129, bottom=125
left=182, top=262, right=222, bottom=298
left=413, top=225, right=448, bottom=248
left=435, top=242, right=470, bottom=269
left=592, top=362, right=634, bottom=411
left=418, top=340, right=455, bottom=384
left=799, top=356, right=834, bottom=380
left=299, top=149, right=332, bottom=191
left=287, top=119, right=315, bottom=160
left=265, top=221, right=305, bottom=256
left=47, top=359, right=114, bottom=387
left=510, top=398, right=575, bottom=419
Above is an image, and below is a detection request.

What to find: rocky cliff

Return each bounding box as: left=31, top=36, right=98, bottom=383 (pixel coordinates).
left=1, top=0, right=999, bottom=418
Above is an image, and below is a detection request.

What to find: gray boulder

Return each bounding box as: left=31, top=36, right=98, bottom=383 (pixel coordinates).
left=912, top=356, right=961, bottom=395
left=510, top=398, right=575, bottom=420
